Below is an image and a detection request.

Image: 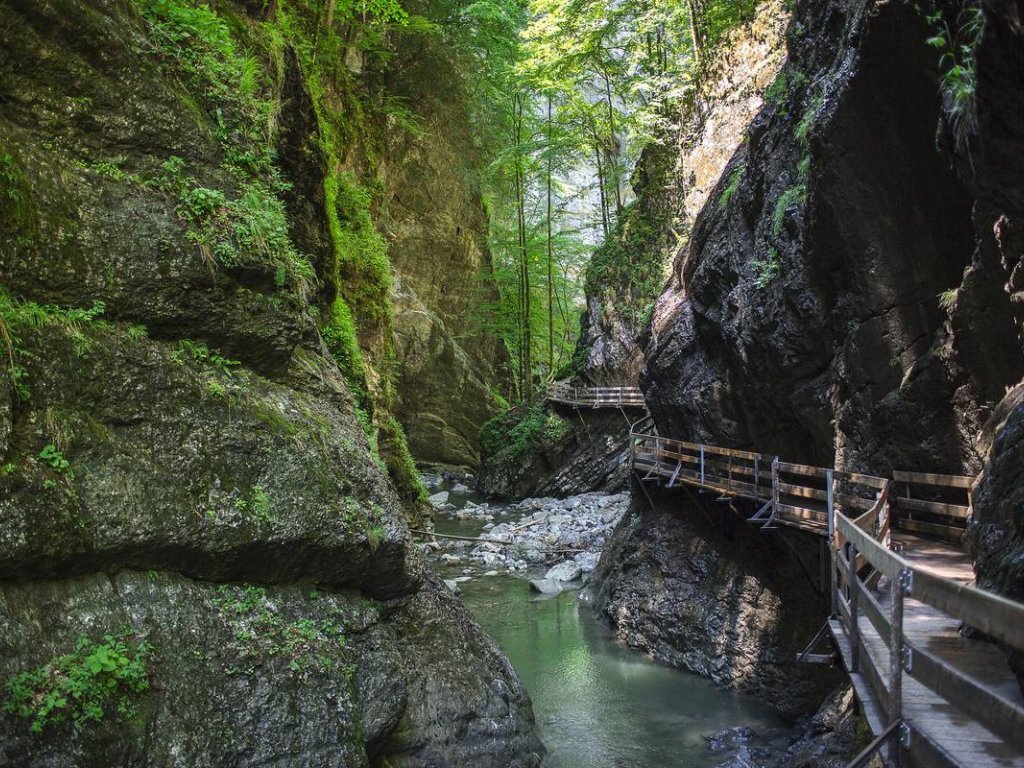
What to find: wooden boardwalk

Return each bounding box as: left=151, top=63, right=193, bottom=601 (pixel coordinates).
left=545, top=382, right=646, bottom=408
left=629, top=417, right=1024, bottom=767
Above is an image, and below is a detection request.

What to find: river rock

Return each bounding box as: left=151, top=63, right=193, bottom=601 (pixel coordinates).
left=529, top=579, right=568, bottom=595
left=452, top=482, right=470, bottom=493
left=443, top=579, right=462, bottom=596
left=428, top=491, right=450, bottom=506
left=545, top=561, right=582, bottom=582
left=574, top=551, right=601, bottom=573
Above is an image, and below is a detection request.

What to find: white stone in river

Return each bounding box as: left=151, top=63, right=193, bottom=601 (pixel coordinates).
left=483, top=570, right=499, bottom=576
left=451, top=482, right=470, bottom=493
left=443, top=579, right=461, bottom=596
left=428, top=491, right=450, bottom=505
left=545, top=560, right=582, bottom=582
left=453, top=576, right=473, bottom=583
left=529, top=578, right=568, bottom=595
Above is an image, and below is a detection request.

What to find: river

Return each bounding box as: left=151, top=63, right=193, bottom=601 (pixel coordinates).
left=431, top=485, right=787, bottom=767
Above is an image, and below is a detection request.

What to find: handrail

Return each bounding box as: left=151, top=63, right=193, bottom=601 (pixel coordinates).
left=628, top=426, right=1023, bottom=765
left=834, top=505, right=1024, bottom=761
left=546, top=381, right=646, bottom=408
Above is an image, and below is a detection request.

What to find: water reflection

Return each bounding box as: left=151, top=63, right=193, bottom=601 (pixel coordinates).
left=459, top=576, right=784, bottom=768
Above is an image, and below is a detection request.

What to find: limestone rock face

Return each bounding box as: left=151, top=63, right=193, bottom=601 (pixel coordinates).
left=643, top=0, right=1021, bottom=475
left=391, top=276, right=501, bottom=469
left=377, top=36, right=509, bottom=468
left=0, top=1, right=541, bottom=762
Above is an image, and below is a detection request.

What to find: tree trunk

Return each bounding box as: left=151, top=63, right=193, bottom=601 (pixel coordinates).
left=546, top=96, right=555, bottom=376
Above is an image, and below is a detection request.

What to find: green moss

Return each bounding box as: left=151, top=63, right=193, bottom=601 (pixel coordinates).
left=0, top=150, right=37, bottom=236
left=378, top=416, right=427, bottom=503
left=481, top=404, right=572, bottom=463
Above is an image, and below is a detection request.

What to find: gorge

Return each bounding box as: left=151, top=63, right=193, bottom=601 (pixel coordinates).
left=2, top=0, right=1023, bottom=766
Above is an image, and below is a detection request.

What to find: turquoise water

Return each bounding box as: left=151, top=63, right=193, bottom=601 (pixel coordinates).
left=457, top=574, right=786, bottom=767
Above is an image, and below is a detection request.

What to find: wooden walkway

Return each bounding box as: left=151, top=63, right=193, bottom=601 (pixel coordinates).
left=545, top=382, right=646, bottom=408
left=629, top=416, right=1024, bottom=767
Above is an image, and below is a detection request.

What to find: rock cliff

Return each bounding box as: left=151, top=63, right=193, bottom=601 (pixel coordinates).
left=591, top=0, right=1024, bottom=722
left=0, top=0, right=541, bottom=763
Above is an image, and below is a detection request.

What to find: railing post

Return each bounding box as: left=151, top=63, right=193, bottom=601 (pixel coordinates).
left=827, top=469, right=836, bottom=617
left=889, top=568, right=910, bottom=766
left=700, top=446, right=705, bottom=487
left=848, top=542, right=860, bottom=673
left=771, top=457, right=780, bottom=522
left=754, top=456, right=760, bottom=501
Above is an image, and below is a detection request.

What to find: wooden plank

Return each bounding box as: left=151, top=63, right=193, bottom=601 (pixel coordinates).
left=906, top=635, right=1024, bottom=752
left=777, top=502, right=828, bottom=522
left=829, top=619, right=887, bottom=735
left=896, top=517, right=965, bottom=542
left=911, top=568, right=1024, bottom=652
left=778, top=460, right=830, bottom=479
left=835, top=492, right=877, bottom=512
left=893, top=470, right=974, bottom=489
left=859, top=584, right=891, bottom=642
left=837, top=513, right=901, bottom=580
left=833, top=470, right=889, bottom=489
left=895, top=496, right=971, bottom=519
left=779, top=481, right=828, bottom=502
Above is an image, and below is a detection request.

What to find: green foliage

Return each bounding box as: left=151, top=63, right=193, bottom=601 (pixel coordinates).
left=764, top=71, right=787, bottom=104
left=213, top=586, right=352, bottom=678
left=233, top=484, right=276, bottom=524
left=938, top=288, right=958, bottom=311
left=4, top=630, right=151, bottom=734
left=378, top=416, right=428, bottom=503
left=922, top=2, right=984, bottom=148
left=39, top=445, right=72, bottom=476
left=171, top=339, right=241, bottom=377
left=0, top=152, right=35, bottom=233
left=772, top=183, right=806, bottom=237
left=0, top=289, right=108, bottom=401
left=717, top=164, right=745, bottom=211
left=751, top=247, right=782, bottom=289
left=133, top=0, right=315, bottom=292
left=480, top=403, right=571, bottom=462
left=328, top=172, right=393, bottom=324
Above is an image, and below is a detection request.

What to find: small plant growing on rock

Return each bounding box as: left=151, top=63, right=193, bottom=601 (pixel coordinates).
left=717, top=164, right=746, bottom=211
left=752, top=248, right=782, bottom=289
left=39, top=444, right=72, bottom=479
left=4, top=630, right=151, bottom=734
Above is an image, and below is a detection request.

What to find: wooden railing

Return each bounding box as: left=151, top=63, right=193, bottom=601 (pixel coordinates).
left=630, top=428, right=974, bottom=540
left=545, top=381, right=646, bottom=408
left=628, top=421, right=1024, bottom=766
left=833, top=504, right=1024, bottom=766
left=891, top=470, right=973, bottom=543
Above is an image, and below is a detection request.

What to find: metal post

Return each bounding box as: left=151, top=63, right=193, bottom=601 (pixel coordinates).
left=889, top=568, right=910, bottom=766
left=771, top=457, right=780, bottom=523
left=826, top=469, right=836, bottom=617
left=700, top=446, right=705, bottom=487
left=849, top=542, right=860, bottom=673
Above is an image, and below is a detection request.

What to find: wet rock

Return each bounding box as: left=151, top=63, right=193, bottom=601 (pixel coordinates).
left=545, top=561, right=582, bottom=582
left=443, top=578, right=462, bottom=596
left=428, top=491, right=450, bottom=506
left=574, top=551, right=600, bottom=573
left=529, top=579, right=568, bottom=595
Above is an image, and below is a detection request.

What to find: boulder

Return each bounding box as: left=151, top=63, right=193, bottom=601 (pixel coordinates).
left=544, top=561, right=582, bottom=582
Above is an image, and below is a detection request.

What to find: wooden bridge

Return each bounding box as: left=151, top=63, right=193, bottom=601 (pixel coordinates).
left=630, top=416, right=1024, bottom=768
left=545, top=381, right=646, bottom=408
